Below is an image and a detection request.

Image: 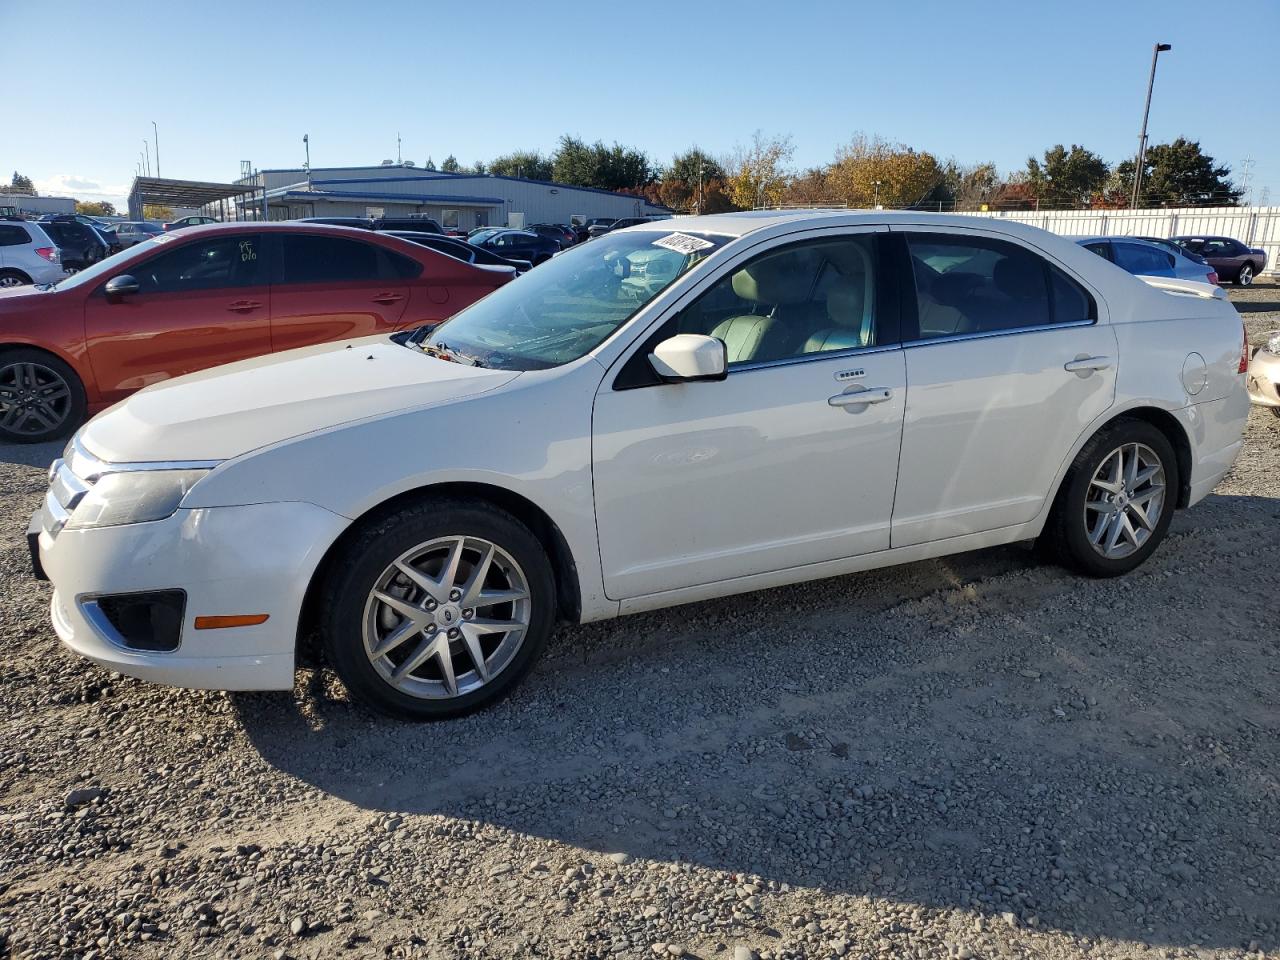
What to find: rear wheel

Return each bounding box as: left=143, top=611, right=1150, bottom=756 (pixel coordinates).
left=0, top=269, right=31, bottom=288
left=321, top=498, right=556, bottom=719
left=1040, top=419, right=1178, bottom=577
left=0, top=349, right=86, bottom=443
left=1237, top=263, right=1254, bottom=286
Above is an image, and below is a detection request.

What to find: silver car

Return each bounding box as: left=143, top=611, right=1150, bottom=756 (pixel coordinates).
left=0, top=220, right=67, bottom=287
left=1074, top=236, right=1218, bottom=284
left=1247, top=331, right=1280, bottom=417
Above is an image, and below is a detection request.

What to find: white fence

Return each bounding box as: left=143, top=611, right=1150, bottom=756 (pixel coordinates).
left=967, top=206, right=1279, bottom=275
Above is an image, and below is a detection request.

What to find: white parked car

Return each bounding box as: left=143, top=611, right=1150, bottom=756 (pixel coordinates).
left=29, top=212, right=1250, bottom=719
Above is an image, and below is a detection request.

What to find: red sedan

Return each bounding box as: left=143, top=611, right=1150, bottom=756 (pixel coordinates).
left=0, top=223, right=513, bottom=442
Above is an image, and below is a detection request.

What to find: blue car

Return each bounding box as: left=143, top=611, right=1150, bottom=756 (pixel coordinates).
left=1073, top=236, right=1218, bottom=285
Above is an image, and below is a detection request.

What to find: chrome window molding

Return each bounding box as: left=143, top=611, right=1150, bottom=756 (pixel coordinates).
left=902, top=318, right=1096, bottom=349
left=730, top=342, right=903, bottom=374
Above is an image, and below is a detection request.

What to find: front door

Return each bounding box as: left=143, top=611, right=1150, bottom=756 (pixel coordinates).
left=84, top=232, right=271, bottom=404
left=891, top=229, right=1118, bottom=546
left=269, top=233, right=410, bottom=352
left=592, top=229, right=905, bottom=599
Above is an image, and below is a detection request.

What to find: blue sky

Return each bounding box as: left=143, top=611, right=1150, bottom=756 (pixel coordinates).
left=8, top=0, right=1278, bottom=209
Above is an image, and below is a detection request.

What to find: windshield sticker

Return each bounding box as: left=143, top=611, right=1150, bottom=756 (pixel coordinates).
left=652, top=232, right=715, bottom=255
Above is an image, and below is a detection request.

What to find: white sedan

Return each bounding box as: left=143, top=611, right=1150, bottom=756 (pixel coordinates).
left=30, top=212, right=1251, bottom=719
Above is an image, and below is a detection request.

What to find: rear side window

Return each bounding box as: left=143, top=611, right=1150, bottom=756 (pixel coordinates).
left=0, top=225, right=30, bottom=246
left=904, top=233, right=1094, bottom=340
left=280, top=235, right=380, bottom=283
left=383, top=248, right=423, bottom=279
left=1112, top=242, right=1174, bottom=275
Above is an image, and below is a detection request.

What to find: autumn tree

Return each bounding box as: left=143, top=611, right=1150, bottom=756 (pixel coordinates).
left=726, top=131, right=794, bottom=209
left=934, top=160, right=1000, bottom=210
left=781, top=167, right=834, bottom=206
left=825, top=135, right=943, bottom=209
left=1024, top=144, right=1109, bottom=207
left=651, top=149, right=732, bottom=213
left=1111, top=137, right=1240, bottom=207
left=142, top=204, right=174, bottom=220
left=487, top=150, right=554, bottom=181
left=75, top=200, right=116, bottom=217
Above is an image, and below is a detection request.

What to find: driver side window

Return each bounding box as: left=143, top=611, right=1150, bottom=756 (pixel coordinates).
left=673, top=235, right=880, bottom=366
left=135, top=235, right=262, bottom=293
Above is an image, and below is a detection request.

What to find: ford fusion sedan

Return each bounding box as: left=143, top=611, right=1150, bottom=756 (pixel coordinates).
left=30, top=212, right=1249, bottom=720
left=0, top=223, right=513, bottom=442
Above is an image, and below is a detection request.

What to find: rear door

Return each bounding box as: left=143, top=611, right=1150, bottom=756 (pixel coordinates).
left=268, top=233, right=412, bottom=352
left=892, top=228, right=1117, bottom=546
left=83, top=232, right=271, bottom=404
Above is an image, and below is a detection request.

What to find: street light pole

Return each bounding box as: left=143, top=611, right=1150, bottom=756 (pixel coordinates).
left=152, top=121, right=160, bottom=178
left=1131, top=42, right=1172, bottom=209
left=143, top=140, right=150, bottom=177
left=873, top=180, right=883, bottom=209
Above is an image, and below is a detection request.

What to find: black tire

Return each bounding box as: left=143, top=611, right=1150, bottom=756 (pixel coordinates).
left=1236, top=263, right=1254, bottom=286
left=320, top=497, right=556, bottom=720
left=0, top=348, right=87, bottom=444
left=0, top=269, right=32, bottom=288
left=1039, top=419, right=1179, bottom=577
left=1271, top=406, right=1280, bottom=419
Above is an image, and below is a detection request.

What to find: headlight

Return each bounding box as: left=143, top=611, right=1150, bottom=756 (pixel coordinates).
left=1267, top=332, right=1280, bottom=355
left=66, top=469, right=209, bottom=530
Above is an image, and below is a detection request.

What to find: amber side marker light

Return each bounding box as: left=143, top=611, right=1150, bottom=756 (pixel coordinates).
left=194, top=614, right=270, bottom=630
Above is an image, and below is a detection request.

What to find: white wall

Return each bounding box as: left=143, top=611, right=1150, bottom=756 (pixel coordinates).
left=968, top=206, right=1279, bottom=275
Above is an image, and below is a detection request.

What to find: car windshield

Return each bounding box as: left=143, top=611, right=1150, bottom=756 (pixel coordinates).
left=413, top=230, right=728, bottom=371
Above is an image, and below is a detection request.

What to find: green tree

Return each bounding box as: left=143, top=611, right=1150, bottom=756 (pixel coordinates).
left=726, top=131, right=794, bottom=208
left=551, top=135, right=652, bottom=191
left=1024, top=144, right=1109, bottom=207
left=423, top=157, right=437, bottom=171
left=470, top=160, right=487, bottom=175
left=647, top=149, right=729, bottom=213
left=666, top=148, right=725, bottom=187
left=1113, top=137, right=1240, bottom=207
left=10, top=171, right=35, bottom=194
left=76, top=200, right=116, bottom=217
left=487, top=150, right=553, bottom=181
left=440, top=155, right=460, bottom=173
left=932, top=160, right=1000, bottom=210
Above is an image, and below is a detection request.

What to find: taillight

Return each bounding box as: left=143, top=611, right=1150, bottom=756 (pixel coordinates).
left=34, top=247, right=59, bottom=263
left=1239, top=321, right=1249, bottom=374
left=1207, top=271, right=1219, bottom=285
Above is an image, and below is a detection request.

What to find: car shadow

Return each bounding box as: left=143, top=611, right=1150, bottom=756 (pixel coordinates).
left=1232, top=298, right=1280, bottom=315
left=0, top=439, right=62, bottom=470
left=235, top=493, right=1279, bottom=953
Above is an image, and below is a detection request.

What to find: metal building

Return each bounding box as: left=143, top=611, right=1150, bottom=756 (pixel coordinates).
left=233, top=163, right=669, bottom=229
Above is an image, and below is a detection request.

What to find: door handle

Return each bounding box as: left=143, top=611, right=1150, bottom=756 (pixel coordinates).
left=226, top=300, right=263, bottom=313
left=372, top=293, right=406, bottom=305
left=828, top=387, right=893, bottom=407
left=1063, top=355, right=1113, bottom=375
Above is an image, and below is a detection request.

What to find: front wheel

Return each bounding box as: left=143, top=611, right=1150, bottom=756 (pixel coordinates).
left=0, top=349, right=87, bottom=443
left=1237, top=264, right=1254, bottom=286
left=320, top=498, right=556, bottom=719
left=1039, top=420, right=1178, bottom=577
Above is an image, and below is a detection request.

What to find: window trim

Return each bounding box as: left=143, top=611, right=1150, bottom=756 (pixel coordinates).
left=611, top=229, right=900, bottom=390
left=894, top=229, right=1098, bottom=346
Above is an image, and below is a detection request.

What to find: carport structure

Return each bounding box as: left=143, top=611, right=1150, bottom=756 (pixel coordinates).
left=126, top=176, right=265, bottom=221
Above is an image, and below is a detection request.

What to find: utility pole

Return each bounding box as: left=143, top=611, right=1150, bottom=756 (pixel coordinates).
left=873, top=180, right=883, bottom=209
left=1131, top=42, right=1172, bottom=208
left=397, top=132, right=402, bottom=165
left=1239, top=157, right=1255, bottom=206
left=303, top=134, right=311, bottom=184
left=152, top=121, right=160, bottom=178
left=697, top=159, right=704, bottom=215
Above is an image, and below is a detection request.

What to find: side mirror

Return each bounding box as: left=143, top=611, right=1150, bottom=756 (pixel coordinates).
left=648, top=334, right=728, bottom=383
left=104, top=275, right=140, bottom=298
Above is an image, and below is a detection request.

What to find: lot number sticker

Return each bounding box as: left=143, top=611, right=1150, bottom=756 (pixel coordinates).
left=652, top=233, right=715, bottom=255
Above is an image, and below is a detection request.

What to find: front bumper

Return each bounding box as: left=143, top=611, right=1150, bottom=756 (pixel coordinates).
left=1247, top=349, right=1280, bottom=409
left=36, top=500, right=348, bottom=691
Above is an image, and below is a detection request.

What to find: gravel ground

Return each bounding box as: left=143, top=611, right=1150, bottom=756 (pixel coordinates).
left=1, top=284, right=1278, bottom=960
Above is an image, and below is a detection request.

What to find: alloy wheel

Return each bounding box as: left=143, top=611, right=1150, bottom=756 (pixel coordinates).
left=361, top=535, right=531, bottom=700
left=1083, top=442, right=1166, bottom=560
left=0, top=361, right=73, bottom=437
left=0, top=275, right=23, bottom=288
left=1239, top=265, right=1253, bottom=286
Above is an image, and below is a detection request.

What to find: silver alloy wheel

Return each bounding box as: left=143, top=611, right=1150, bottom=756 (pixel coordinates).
left=362, top=535, right=531, bottom=699
left=0, top=275, right=23, bottom=288
left=1084, top=442, right=1166, bottom=560
left=1239, top=265, right=1253, bottom=286
left=0, top=361, right=73, bottom=436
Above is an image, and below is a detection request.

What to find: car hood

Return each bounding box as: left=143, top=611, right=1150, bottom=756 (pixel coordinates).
left=79, top=336, right=520, bottom=463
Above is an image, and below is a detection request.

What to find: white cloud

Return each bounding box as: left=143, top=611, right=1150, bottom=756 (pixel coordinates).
left=32, top=173, right=130, bottom=209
